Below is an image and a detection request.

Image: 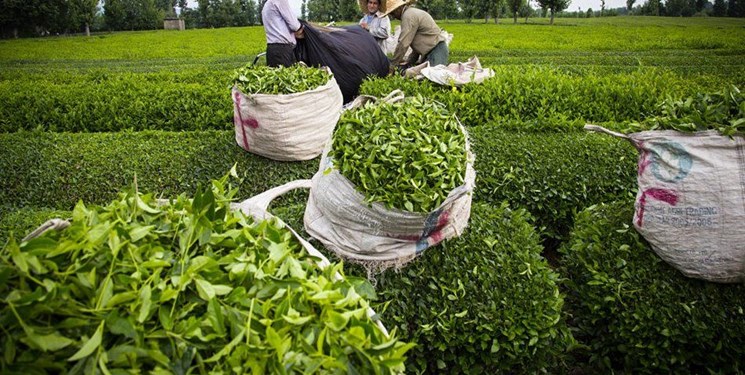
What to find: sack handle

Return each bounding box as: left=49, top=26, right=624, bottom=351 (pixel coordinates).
left=380, top=89, right=405, bottom=104
left=22, top=218, right=70, bottom=242
left=584, top=124, right=630, bottom=139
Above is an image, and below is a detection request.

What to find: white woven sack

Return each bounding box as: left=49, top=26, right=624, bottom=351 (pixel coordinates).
left=231, top=71, right=343, bottom=161
left=586, top=125, right=745, bottom=283
left=304, top=93, right=476, bottom=270
left=405, top=56, right=495, bottom=86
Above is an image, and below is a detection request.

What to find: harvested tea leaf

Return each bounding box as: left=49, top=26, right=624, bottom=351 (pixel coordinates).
left=232, top=64, right=331, bottom=95
left=331, top=96, right=468, bottom=213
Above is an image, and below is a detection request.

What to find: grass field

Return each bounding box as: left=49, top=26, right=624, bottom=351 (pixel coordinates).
left=1, top=17, right=743, bottom=78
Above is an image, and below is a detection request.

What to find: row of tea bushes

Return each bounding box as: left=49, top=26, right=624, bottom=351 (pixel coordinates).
left=0, top=65, right=712, bottom=134
left=0, top=68, right=233, bottom=132
left=0, top=130, right=315, bottom=217
left=0, top=128, right=637, bottom=244
left=360, top=66, right=706, bottom=129
left=560, top=200, right=745, bottom=373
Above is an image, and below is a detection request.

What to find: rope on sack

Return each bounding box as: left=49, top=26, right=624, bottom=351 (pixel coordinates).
left=584, top=124, right=630, bottom=139
left=22, top=218, right=70, bottom=242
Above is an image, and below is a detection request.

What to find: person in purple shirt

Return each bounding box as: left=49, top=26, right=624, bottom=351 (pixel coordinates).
left=261, top=0, right=304, bottom=67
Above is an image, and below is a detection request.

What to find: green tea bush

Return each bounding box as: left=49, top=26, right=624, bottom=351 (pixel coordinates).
left=0, top=69, right=233, bottom=132
left=0, top=130, right=316, bottom=212
left=560, top=200, right=745, bottom=373
left=360, top=66, right=694, bottom=129
left=355, top=202, right=572, bottom=374
left=0, top=173, right=412, bottom=374
left=469, top=128, right=637, bottom=242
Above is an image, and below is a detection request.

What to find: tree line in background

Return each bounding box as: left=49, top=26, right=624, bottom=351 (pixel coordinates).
left=0, top=0, right=743, bottom=38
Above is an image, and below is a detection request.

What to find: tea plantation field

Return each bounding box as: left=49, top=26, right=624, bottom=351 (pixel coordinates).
left=1, top=16, right=744, bottom=374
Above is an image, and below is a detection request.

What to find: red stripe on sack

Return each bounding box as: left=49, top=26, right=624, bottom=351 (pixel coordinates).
left=233, top=91, right=251, bottom=150
left=636, top=188, right=678, bottom=227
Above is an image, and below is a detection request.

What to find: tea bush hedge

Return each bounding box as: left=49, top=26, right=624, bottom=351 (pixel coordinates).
left=0, top=130, right=316, bottom=213
left=360, top=66, right=702, bottom=129
left=0, top=68, right=233, bottom=132
left=560, top=200, right=745, bottom=373
left=0, top=65, right=716, bottom=134
left=469, top=128, right=638, bottom=242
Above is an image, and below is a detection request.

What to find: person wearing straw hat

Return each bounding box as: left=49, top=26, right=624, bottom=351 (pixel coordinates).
left=382, top=0, right=448, bottom=69
left=358, top=0, right=392, bottom=54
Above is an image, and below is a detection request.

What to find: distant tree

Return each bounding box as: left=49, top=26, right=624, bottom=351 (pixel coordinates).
left=156, top=0, right=177, bottom=16
left=307, top=0, right=335, bottom=22
left=665, top=0, right=695, bottom=15
left=301, top=0, right=307, bottom=19
left=69, top=0, right=99, bottom=35
left=458, top=0, right=478, bottom=22
left=586, top=7, right=593, bottom=16
left=712, top=0, right=726, bottom=15
left=105, top=0, right=161, bottom=30
left=442, top=0, right=460, bottom=18
left=729, top=0, right=745, bottom=16
left=491, top=0, right=509, bottom=23
left=626, top=0, right=636, bottom=11
left=600, top=0, right=605, bottom=15
left=519, top=0, right=535, bottom=22
left=639, top=0, right=662, bottom=15
left=337, top=0, right=358, bottom=21
left=508, top=0, right=526, bottom=22
left=536, top=0, right=571, bottom=23
left=234, top=0, right=258, bottom=25
left=13, top=0, right=65, bottom=35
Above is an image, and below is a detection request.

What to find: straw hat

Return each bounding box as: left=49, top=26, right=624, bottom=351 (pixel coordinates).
left=358, top=0, right=366, bottom=13
left=380, top=0, right=411, bottom=16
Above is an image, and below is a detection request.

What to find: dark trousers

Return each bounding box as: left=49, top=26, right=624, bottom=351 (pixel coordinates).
left=424, top=41, right=449, bottom=67
left=266, top=43, right=296, bottom=67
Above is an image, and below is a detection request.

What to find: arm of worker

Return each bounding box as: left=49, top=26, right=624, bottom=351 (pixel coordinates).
left=277, top=0, right=301, bottom=35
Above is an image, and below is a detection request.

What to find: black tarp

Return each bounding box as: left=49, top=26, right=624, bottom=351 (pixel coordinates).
left=295, top=21, right=390, bottom=103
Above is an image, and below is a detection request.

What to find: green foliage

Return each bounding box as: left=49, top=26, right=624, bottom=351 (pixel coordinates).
left=360, top=66, right=694, bottom=128
left=0, top=130, right=316, bottom=212
left=560, top=200, right=745, bottom=373
left=624, top=85, right=745, bottom=136
left=350, top=202, right=572, bottom=374
left=0, top=171, right=412, bottom=373
left=232, top=65, right=332, bottom=95
left=0, top=68, right=233, bottom=132
left=332, top=97, right=467, bottom=212
left=469, top=128, right=638, bottom=241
